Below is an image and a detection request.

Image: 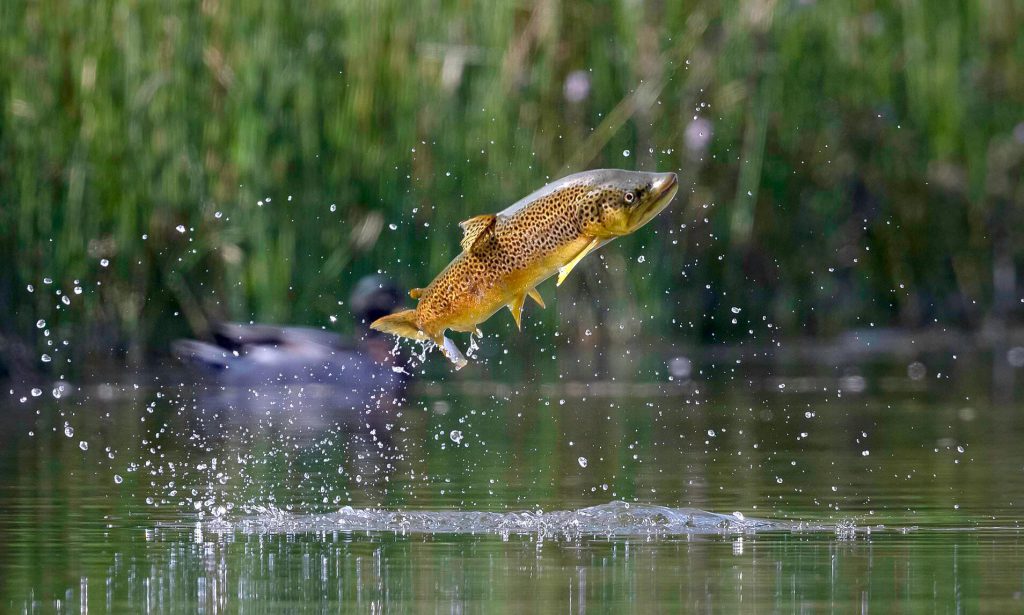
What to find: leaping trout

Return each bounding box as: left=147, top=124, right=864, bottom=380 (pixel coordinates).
left=371, top=169, right=679, bottom=368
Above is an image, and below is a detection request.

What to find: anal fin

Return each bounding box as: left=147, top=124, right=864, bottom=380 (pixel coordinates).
left=557, top=237, right=602, bottom=286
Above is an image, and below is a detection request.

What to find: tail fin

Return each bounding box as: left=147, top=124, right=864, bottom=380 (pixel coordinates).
left=370, top=309, right=428, bottom=341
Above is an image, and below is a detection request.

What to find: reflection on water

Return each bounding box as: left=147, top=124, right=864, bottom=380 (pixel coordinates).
left=2, top=364, right=1024, bottom=610
left=6, top=524, right=1024, bottom=612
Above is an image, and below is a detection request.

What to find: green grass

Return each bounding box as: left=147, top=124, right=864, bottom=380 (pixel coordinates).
left=2, top=0, right=1022, bottom=366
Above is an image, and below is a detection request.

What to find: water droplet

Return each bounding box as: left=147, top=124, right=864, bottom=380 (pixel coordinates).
left=730, top=306, right=741, bottom=314
left=26, top=284, right=35, bottom=292
left=956, top=445, right=964, bottom=453
left=449, top=430, right=464, bottom=444
left=78, top=441, right=88, bottom=451
left=64, top=424, right=74, bottom=438
left=43, top=277, right=53, bottom=285
left=577, top=456, right=588, bottom=468
left=330, top=204, right=337, bottom=212
left=389, top=223, right=398, bottom=231
left=732, top=511, right=745, bottom=521
left=74, top=286, right=83, bottom=295
left=707, top=429, right=716, bottom=437
left=100, top=259, right=110, bottom=267
left=862, top=450, right=870, bottom=456
left=114, top=474, right=123, bottom=484
left=40, top=354, right=52, bottom=363
left=637, top=255, right=646, bottom=263
left=214, top=211, right=223, bottom=219
left=36, top=319, right=46, bottom=329
left=907, top=361, right=926, bottom=380
left=30, top=388, right=42, bottom=397
left=175, top=224, right=186, bottom=234
left=622, top=149, right=631, bottom=157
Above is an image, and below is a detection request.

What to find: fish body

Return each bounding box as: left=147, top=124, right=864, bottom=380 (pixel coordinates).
left=371, top=169, right=679, bottom=367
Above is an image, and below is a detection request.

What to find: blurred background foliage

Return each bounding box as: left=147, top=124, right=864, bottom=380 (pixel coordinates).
left=2, top=0, right=1023, bottom=367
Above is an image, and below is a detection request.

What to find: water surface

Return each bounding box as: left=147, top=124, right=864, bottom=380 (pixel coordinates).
left=2, top=365, right=1023, bottom=611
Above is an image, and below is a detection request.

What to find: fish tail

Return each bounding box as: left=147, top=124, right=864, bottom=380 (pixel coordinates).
left=370, top=309, right=429, bottom=341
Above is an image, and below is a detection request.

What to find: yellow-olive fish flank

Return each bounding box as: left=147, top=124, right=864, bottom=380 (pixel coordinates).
left=371, top=169, right=679, bottom=367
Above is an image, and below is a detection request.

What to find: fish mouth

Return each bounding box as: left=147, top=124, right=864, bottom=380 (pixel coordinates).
left=628, top=172, right=678, bottom=230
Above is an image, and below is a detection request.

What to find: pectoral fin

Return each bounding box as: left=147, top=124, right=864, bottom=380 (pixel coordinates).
left=527, top=287, right=545, bottom=308
left=557, top=237, right=602, bottom=286
left=507, top=293, right=526, bottom=330
left=459, top=214, right=497, bottom=253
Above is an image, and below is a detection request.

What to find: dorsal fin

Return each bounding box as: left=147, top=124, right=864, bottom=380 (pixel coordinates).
left=459, top=214, right=497, bottom=252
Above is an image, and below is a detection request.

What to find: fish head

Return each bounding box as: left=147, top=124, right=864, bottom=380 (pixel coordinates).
left=575, top=169, right=679, bottom=238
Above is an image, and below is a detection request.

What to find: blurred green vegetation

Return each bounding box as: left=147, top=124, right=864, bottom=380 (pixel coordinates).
left=2, top=0, right=1023, bottom=364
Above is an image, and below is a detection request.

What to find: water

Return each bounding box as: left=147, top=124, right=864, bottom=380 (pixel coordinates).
left=2, top=365, right=1024, bottom=611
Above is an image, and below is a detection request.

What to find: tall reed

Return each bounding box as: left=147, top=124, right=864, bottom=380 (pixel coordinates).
left=1, top=0, right=1021, bottom=366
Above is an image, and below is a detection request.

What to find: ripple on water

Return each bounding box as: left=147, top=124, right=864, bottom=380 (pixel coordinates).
left=197, top=501, right=819, bottom=539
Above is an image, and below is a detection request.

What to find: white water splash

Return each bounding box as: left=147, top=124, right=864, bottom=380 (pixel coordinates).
left=196, top=501, right=809, bottom=540
left=440, top=335, right=468, bottom=370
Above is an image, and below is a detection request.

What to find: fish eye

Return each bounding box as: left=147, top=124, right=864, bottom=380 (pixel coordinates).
left=623, top=192, right=635, bottom=204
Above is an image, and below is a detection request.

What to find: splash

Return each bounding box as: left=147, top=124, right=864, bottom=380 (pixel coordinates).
left=198, top=501, right=814, bottom=539
left=439, top=335, right=468, bottom=370
left=393, top=335, right=473, bottom=370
